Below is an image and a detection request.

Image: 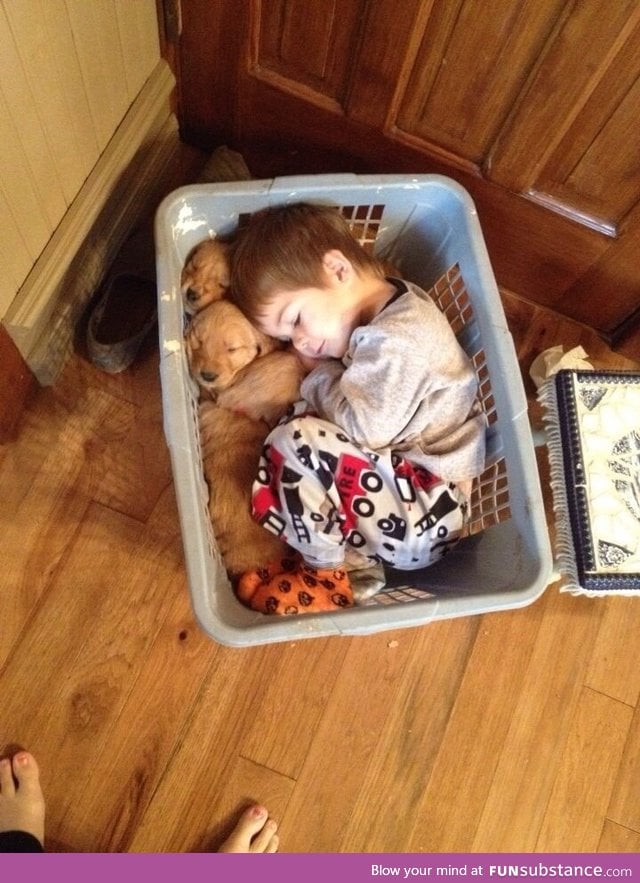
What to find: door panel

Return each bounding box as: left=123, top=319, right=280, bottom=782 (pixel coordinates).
left=176, top=0, right=640, bottom=345
left=397, top=0, right=568, bottom=166
left=487, top=1, right=640, bottom=231
left=257, top=0, right=364, bottom=107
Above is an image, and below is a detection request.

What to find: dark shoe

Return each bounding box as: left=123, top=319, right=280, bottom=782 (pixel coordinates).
left=86, top=272, right=157, bottom=373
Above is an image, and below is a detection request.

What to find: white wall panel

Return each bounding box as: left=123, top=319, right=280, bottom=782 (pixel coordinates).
left=0, top=0, right=160, bottom=320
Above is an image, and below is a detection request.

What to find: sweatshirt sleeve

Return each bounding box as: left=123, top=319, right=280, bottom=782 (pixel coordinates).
left=301, top=293, right=474, bottom=451
left=301, top=330, right=422, bottom=449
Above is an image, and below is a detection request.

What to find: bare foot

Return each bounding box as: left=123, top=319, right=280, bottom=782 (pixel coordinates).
left=218, top=804, right=279, bottom=853
left=0, top=752, right=45, bottom=847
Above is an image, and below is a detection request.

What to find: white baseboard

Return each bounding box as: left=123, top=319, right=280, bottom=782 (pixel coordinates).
left=3, top=59, right=181, bottom=384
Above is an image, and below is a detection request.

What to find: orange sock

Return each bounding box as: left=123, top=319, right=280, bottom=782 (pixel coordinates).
left=237, top=557, right=354, bottom=615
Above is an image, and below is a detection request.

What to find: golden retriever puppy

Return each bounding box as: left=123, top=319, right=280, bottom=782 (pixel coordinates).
left=198, top=350, right=307, bottom=577
left=199, top=401, right=289, bottom=577
left=187, top=297, right=307, bottom=577
left=181, top=238, right=232, bottom=314
left=185, top=300, right=281, bottom=394
left=216, top=348, right=307, bottom=427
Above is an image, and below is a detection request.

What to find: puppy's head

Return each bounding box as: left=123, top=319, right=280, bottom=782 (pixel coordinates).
left=185, top=300, right=280, bottom=393
left=181, top=239, right=232, bottom=314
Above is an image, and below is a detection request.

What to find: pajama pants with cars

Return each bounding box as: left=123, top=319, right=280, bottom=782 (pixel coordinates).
left=250, top=410, right=469, bottom=575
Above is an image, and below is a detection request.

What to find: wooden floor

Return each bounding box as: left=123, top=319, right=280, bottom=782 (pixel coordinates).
left=1, top=286, right=640, bottom=853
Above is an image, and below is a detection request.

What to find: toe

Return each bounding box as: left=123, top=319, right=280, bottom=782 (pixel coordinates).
left=249, top=816, right=279, bottom=853
left=235, top=804, right=270, bottom=842
left=0, top=757, right=15, bottom=797
left=12, top=752, right=41, bottom=795
left=219, top=804, right=275, bottom=853
left=0, top=751, right=45, bottom=847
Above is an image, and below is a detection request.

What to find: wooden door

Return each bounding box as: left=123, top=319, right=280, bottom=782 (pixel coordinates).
left=174, top=0, right=640, bottom=351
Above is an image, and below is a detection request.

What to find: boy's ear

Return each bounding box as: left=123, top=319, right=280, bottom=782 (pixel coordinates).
left=322, top=249, right=352, bottom=284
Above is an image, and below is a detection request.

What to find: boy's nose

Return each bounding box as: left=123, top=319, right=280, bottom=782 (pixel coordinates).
left=292, top=329, right=308, bottom=349
left=297, top=340, right=317, bottom=357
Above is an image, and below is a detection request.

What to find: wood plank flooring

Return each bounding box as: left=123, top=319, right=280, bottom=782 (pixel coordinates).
left=1, top=286, right=639, bottom=854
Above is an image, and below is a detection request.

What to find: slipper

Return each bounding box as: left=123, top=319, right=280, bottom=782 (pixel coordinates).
left=86, top=229, right=157, bottom=373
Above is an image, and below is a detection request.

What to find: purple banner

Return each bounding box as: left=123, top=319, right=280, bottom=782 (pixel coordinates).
left=1, top=853, right=639, bottom=883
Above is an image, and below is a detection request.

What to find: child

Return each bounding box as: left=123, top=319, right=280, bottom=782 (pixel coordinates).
left=230, top=203, right=486, bottom=615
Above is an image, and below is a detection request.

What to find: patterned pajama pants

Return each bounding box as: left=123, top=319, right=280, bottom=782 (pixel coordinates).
left=251, top=412, right=468, bottom=570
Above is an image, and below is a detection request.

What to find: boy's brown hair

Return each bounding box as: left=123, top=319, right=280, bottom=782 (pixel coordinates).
left=230, top=202, right=384, bottom=320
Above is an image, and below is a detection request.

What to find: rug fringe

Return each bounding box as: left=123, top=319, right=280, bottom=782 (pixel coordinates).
left=538, top=379, right=583, bottom=594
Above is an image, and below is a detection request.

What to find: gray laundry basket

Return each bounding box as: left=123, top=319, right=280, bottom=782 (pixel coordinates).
left=155, top=173, right=553, bottom=646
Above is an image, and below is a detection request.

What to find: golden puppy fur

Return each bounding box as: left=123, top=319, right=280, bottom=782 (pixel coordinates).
left=181, top=238, right=232, bottom=314
left=199, top=401, right=287, bottom=577
left=184, top=299, right=281, bottom=395
left=198, top=350, right=307, bottom=577
left=187, top=299, right=307, bottom=577
left=216, top=347, right=307, bottom=427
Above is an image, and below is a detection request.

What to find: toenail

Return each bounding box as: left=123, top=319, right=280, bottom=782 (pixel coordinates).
left=251, top=805, right=267, bottom=819
left=14, top=752, right=29, bottom=765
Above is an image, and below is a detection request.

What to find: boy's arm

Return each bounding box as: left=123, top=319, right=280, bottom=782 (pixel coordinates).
left=301, top=330, right=430, bottom=449
left=301, top=298, right=479, bottom=451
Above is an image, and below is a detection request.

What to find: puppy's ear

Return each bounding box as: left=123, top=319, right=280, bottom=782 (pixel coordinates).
left=219, top=266, right=231, bottom=289
left=251, top=324, right=279, bottom=356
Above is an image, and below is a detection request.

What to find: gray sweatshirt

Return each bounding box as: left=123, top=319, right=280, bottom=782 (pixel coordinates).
left=300, top=279, right=486, bottom=482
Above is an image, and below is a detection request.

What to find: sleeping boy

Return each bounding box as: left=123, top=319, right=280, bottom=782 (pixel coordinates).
left=230, top=202, right=486, bottom=615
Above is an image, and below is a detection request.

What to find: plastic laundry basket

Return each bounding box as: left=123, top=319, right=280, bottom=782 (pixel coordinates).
left=155, top=173, right=553, bottom=646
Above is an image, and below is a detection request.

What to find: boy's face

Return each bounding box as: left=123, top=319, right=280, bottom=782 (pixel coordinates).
left=256, top=285, right=356, bottom=359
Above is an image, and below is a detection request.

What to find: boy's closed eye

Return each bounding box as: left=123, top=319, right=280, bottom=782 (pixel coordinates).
left=275, top=314, right=299, bottom=342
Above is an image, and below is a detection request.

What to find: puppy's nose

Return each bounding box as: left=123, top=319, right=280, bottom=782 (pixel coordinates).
left=186, top=287, right=200, bottom=303
left=200, top=371, right=218, bottom=383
